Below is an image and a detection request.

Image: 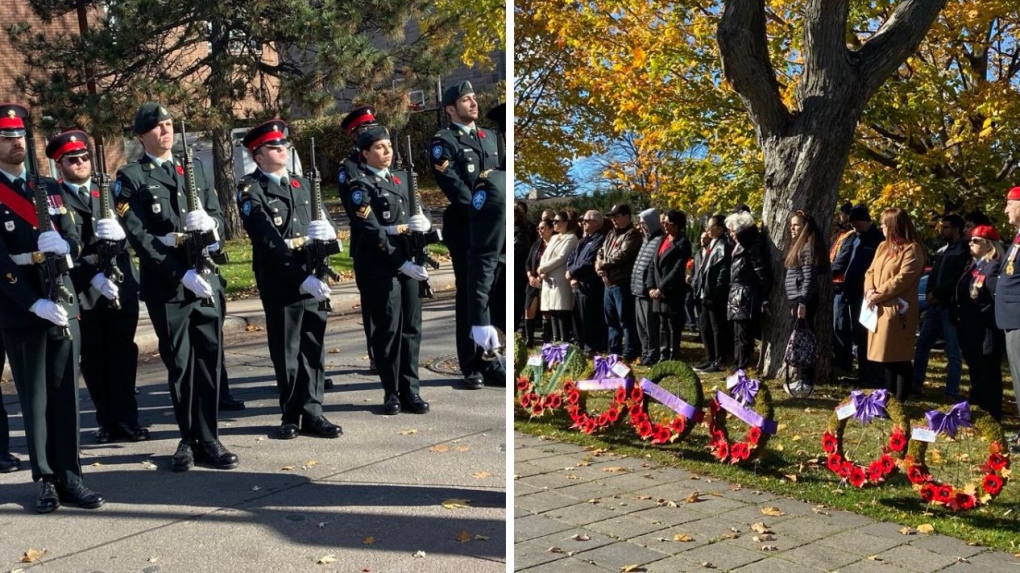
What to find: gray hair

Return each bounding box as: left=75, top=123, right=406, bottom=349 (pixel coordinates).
left=724, top=211, right=756, bottom=233
left=585, top=210, right=603, bottom=227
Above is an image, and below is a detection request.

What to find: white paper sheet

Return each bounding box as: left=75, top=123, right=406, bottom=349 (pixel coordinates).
left=859, top=299, right=878, bottom=333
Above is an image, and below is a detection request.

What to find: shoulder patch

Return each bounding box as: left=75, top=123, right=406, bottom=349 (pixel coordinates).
left=351, top=190, right=363, bottom=205
left=116, top=201, right=130, bottom=217
left=241, top=200, right=252, bottom=216
left=338, top=170, right=346, bottom=184
left=434, top=160, right=450, bottom=173
left=472, top=190, right=486, bottom=211
left=431, top=145, right=443, bottom=160
left=112, top=180, right=122, bottom=197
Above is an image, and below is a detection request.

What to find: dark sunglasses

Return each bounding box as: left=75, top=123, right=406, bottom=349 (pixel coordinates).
left=64, top=156, right=90, bottom=165
left=969, top=238, right=987, bottom=244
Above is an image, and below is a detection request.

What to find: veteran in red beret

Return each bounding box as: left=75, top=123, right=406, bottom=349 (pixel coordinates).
left=997, top=186, right=1020, bottom=452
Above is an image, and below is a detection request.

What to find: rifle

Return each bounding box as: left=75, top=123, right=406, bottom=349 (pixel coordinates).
left=304, top=137, right=341, bottom=311
left=25, top=126, right=73, bottom=338
left=93, top=144, right=124, bottom=310
left=404, top=135, right=442, bottom=298
left=178, top=121, right=222, bottom=307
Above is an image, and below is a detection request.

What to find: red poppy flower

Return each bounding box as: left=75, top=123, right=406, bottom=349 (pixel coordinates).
left=951, top=492, right=977, bottom=511
left=709, top=400, right=720, bottom=416
left=934, top=485, right=954, bottom=504
left=563, top=381, right=576, bottom=393
left=583, top=418, right=597, bottom=434
left=712, top=429, right=726, bottom=444
left=747, top=426, right=762, bottom=445
left=849, top=467, right=867, bottom=487
left=826, top=453, right=843, bottom=473
left=983, top=473, right=1004, bottom=495
left=670, top=417, right=686, bottom=434
left=520, top=394, right=532, bottom=408
left=920, top=483, right=937, bottom=502
left=606, top=407, right=620, bottom=422
left=176, top=164, right=184, bottom=175
left=596, top=413, right=609, bottom=427
left=866, top=463, right=884, bottom=484
left=290, top=178, right=300, bottom=188
left=568, top=390, right=581, bottom=405
left=547, top=394, right=563, bottom=409
left=879, top=455, right=895, bottom=474
left=821, top=432, right=838, bottom=454
left=478, top=130, right=486, bottom=139
left=614, top=386, right=627, bottom=403
left=888, top=431, right=907, bottom=452
left=516, top=378, right=529, bottom=391
left=91, top=190, right=100, bottom=197
left=839, top=462, right=854, bottom=478
left=988, top=452, right=1009, bottom=471
left=541, top=394, right=554, bottom=407
left=906, top=465, right=928, bottom=485
left=730, top=442, right=750, bottom=462
left=637, top=421, right=653, bottom=438
left=531, top=404, right=544, bottom=416
left=392, top=176, right=401, bottom=185
left=713, top=442, right=729, bottom=461
left=630, top=386, right=644, bottom=402
left=566, top=405, right=579, bottom=417
left=653, top=427, right=672, bottom=445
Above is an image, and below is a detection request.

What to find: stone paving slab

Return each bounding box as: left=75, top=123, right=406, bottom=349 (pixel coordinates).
left=514, top=432, right=1020, bottom=573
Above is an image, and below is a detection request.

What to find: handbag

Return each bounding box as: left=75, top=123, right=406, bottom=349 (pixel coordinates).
left=784, top=317, right=818, bottom=369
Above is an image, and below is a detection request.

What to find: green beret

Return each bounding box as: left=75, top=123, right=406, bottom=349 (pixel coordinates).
left=442, top=80, right=474, bottom=107
left=133, top=102, right=173, bottom=134
left=357, top=125, right=390, bottom=151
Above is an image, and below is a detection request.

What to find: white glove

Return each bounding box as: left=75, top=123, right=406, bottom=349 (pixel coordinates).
left=37, top=231, right=70, bottom=255
left=471, top=325, right=500, bottom=352
left=96, top=218, right=126, bottom=241
left=398, top=261, right=429, bottom=282
left=185, top=210, right=216, bottom=233
left=307, top=220, right=335, bottom=241
left=182, top=269, right=214, bottom=298
left=299, top=275, right=332, bottom=301
left=408, top=214, right=431, bottom=233
left=30, top=299, right=68, bottom=327
left=90, top=273, right=119, bottom=300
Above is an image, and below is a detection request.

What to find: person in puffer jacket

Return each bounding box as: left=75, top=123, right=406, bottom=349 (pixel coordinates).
left=783, top=210, right=829, bottom=396
left=725, top=211, right=771, bottom=371
left=630, top=208, right=662, bottom=365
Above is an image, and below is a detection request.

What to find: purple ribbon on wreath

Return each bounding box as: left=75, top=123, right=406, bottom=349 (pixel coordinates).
left=593, top=354, right=620, bottom=380
left=726, top=369, right=759, bottom=406
left=541, top=343, right=568, bottom=368
left=925, top=401, right=972, bottom=438
left=850, top=389, right=888, bottom=426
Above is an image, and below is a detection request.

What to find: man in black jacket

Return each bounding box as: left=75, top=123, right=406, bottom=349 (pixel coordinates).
left=567, top=210, right=606, bottom=355
left=693, top=215, right=730, bottom=372
left=913, top=214, right=968, bottom=396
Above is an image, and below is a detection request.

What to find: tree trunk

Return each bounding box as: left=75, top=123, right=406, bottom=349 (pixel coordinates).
left=206, top=19, right=242, bottom=240
left=211, top=126, right=241, bottom=240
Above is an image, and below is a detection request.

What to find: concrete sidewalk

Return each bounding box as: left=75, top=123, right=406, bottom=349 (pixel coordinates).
left=515, top=431, right=1018, bottom=573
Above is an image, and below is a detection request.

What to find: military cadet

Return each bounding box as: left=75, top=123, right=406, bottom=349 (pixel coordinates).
left=338, top=105, right=379, bottom=375
left=0, top=103, right=104, bottom=512
left=430, top=80, right=501, bottom=389
left=467, top=103, right=506, bottom=382
left=115, top=103, right=237, bottom=471
left=348, top=126, right=431, bottom=414
left=46, top=129, right=148, bottom=445
left=237, top=119, right=343, bottom=439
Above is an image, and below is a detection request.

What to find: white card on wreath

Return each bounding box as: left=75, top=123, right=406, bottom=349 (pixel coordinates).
left=836, top=402, right=857, bottom=421
left=611, top=362, right=631, bottom=378
left=527, top=355, right=543, bottom=367
left=911, top=427, right=937, bottom=443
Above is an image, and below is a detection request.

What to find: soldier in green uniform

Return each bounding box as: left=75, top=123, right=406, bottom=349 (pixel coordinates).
left=429, top=80, right=501, bottom=389
left=338, top=105, right=379, bottom=375
left=0, top=103, right=104, bottom=512
left=115, top=103, right=237, bottom=472
left=348, top=126, right=431, bottom=415
left=468, top=104, right=507, bottom=382
left=237, top=119, right=343, bottom=439
left=47, top=129, right=149, bottom=445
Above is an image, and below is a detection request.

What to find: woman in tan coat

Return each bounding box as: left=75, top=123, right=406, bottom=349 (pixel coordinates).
left=540, top=212, right=580, bottom=342
left=864, top=208, right=926, bottom=402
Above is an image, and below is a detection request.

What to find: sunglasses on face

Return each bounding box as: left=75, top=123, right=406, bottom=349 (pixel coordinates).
left=64, top=156, right=90, bottom=165
left=970, top=238, right=987, bottom=244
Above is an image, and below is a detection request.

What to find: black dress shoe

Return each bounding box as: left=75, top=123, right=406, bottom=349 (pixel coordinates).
left=463, top=373, right=484, bottom=390
left=279, top=423, right=299, bottom=440
left=57, top=482, right=105, bottom=509
left=369, top=359, right=378, bottom=374
left=195, top=440, right=239, bottom=469
left=219, top=396, right=246, bottom=411
left=400, top=394, right=430, bottom=414
left=94, top=427, right=114, bottom=444
left=302, top=415, right=343, bottom=438
left=0, top=451, right=20, bottom=473
left=171, top=440, right=195, bottom=472
left=324, top=378, right=335, bottom=390
left=117, top=423, right=150, bottom=442
left=383, top=393, right=401, bottom=415
left=35, top=480, right=60, bottom=514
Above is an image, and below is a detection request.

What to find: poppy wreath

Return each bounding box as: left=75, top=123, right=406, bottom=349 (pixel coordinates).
left=821, top=389, right=908, bottom=488
left=627, top=361, right=704, bottom=446
left=705, top=370, right=776, bottom=464
left=515, top=342, right=590, bottom=419
left=564, top=354, right=632, bottom=435
left=904, top=402, right=1009, bottom=512
left=513, top=332, right=528, bottom=378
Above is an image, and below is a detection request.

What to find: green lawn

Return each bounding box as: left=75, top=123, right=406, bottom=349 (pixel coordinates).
left=516, top=334, right=1020, bottom=553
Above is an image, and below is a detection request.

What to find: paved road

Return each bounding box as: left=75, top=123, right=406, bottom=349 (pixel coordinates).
left=515, top=432, right=1018, bottom=573
left=0, top=296, right=507, bottom=573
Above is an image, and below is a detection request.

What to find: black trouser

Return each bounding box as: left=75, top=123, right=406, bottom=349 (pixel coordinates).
left=658, top=311, right=684, bottom=361
left=733, top=319, right=754, bottom=371
left=635, top=297, right=659, bottom=362
left=363, top=273, right=422, bottom=397
left=447, top=228, right=499, bottom=379
left=3, top=320, right=82, bottom=485
left=847, top=291, right=876, bottom=385
left=880, top=361, right=912, bottom=403
left=80, top=306, right=140, bottom=430
left=958, top=318, right=1004, bottom=421
left=698, top=300, right=729, bottom=365
left=0, top=341, right=9, bottom=453
left=355, top=268, right=375, bottom=362
left=832, top=286, right=853, bottom=371
left=147, top=298, right=222, bottom=444
left=549, top=310, right=571, bottom=342
left=264, top=298, right=327, bottom=423
left=216, top=289, right=234, bottom=402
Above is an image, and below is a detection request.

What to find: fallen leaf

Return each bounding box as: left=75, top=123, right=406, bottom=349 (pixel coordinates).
left=761, top=545, right=778, bottom=551
left=251, top=485, right=261, bottom=491
left=571, top=533, right=590, bottom=541
left=256, top=437, right=266, bottom=442
left=305, top=460, right=318, bottom=468
left=899, top=527, right=916, bottom=535
left=441, top=498, right=472, bottom=509
left=760, top=507, right=785, bottom=517
left=548, top=546, right=565, bottom=554
left=602, top=466, right=629, bottom=473
left=328, top=347, right=341, bottom=354
left=141, top=460, right=157, bottom=470
left=317, top=522, right=328, bottom=528
left=685, top=491, right=701, bottom=503
left=783, top=474, right=798, bottom=483
left=281, top=466, right=295, bottom=471
left=472, top=471, right=492, bottom=479
left=317, top=554, right=337, bottom=564
left=430, top=444, right=450, bottom=453
left=456, top=531, right=471, bottom=543
left=399, top=429, right=418, bottom=436
left=473, top=534, right=489, bottom=541
left=20, top=549, right=46, bottom=563
left=701, top=563, right=716, bottom=569
left=719, top=532, right=739, bottom=540
left=457, top=445, right=470, bottom=452
left=363, top=536, right=376, bottom=545
left=586, top=498, right=600, bottom=504
left=673, top=533, right=694, bottom=542
left=750, top=522, right=772, bottom=534
left=621, top=565, right=644, bottom=572
left=412, top=550, right=426, bottom=558
left=636, top=495, right=652, bottom=500
left=917, top=524, right=935, bottom=534
left=147, top=556, right=159, bottom=563
left=753, top=534, right=776, bottom=542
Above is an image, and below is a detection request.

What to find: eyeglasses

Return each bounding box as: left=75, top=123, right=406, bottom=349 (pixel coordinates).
left=969, top=238, right=987, bottom=244
left=64, top=156, right=90, bottom=165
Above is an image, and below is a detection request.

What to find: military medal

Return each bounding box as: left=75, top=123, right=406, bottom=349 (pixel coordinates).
left=1008, top=261, right=1015, bottom=276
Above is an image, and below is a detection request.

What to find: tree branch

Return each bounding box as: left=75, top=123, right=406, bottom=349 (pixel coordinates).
left=857, top=0, right=949, bottom=96
left=802, top=0, right=850, bottom=86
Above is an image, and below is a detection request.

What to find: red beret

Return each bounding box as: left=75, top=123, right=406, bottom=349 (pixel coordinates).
left=971, top=225, right=1001, bottom=241
left=1008, top=186, right=1020, bottom=201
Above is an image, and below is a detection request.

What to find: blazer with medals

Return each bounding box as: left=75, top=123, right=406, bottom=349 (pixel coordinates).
left=0, top=175, right=82, bottom=328
left=346, top=169, right=414, bottom=278
left=238, top=170, right=316, bottom=304
left=995, top=232, right=1020, bottom=330
left=63, top=180, right=140, bottom=312
left=114, top=154, right=224, bottom=304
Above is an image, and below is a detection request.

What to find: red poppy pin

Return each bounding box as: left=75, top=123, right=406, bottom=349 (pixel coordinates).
left=91, top=190, right=100, bottom=197
left=393, top=176, right=401, bottom=185
left=478, top=130, right=486, bottom=139
left=176, top=165, right=184, bottom=175
left=291, top=178, right=300, bottom=188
